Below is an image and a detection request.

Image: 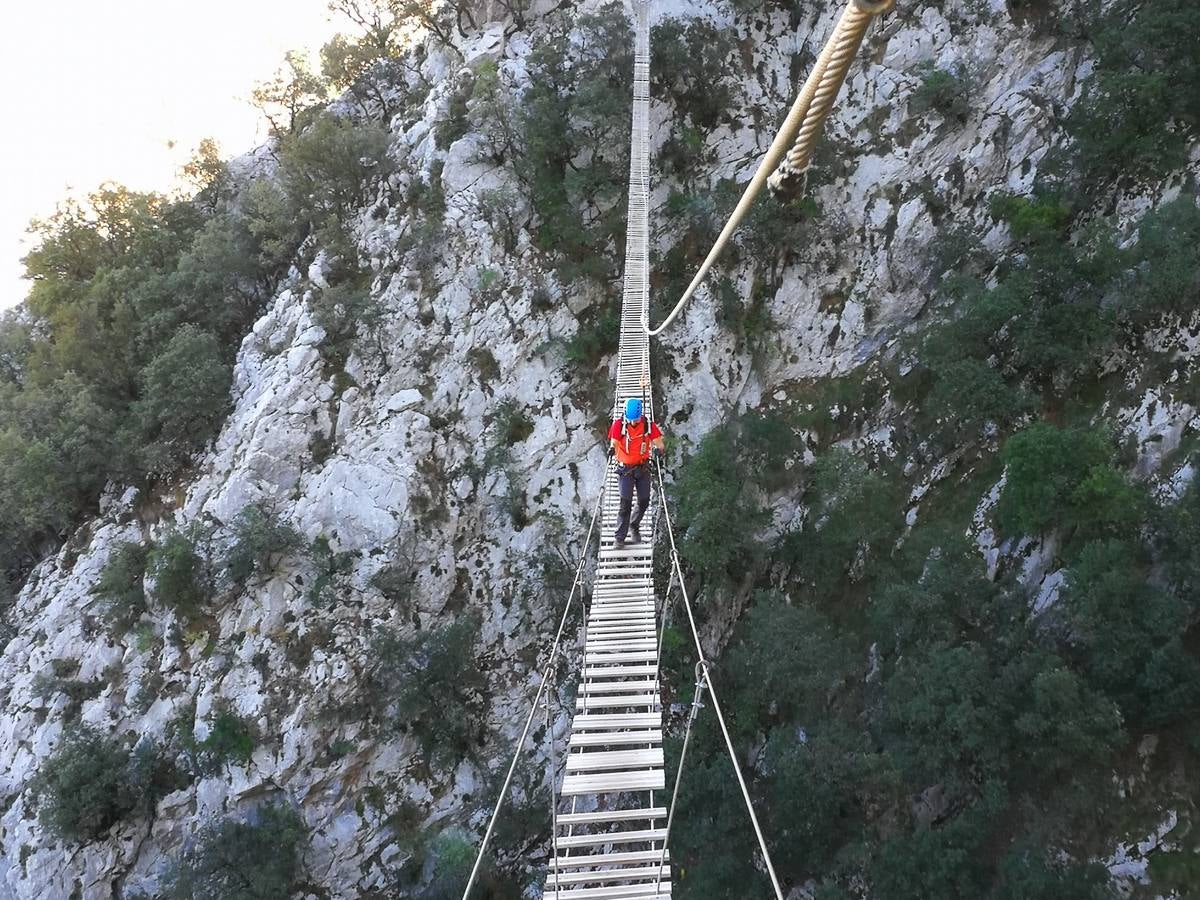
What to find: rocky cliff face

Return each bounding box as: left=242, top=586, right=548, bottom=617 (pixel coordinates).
left=1, top=1, right=1196, bottom=897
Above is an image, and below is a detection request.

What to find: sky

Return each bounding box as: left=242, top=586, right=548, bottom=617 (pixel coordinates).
left=0, top=0, right=343, bottom=311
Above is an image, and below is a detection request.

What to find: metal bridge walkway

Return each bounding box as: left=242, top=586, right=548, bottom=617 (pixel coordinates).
left=545, top=3, right=670, bottom=898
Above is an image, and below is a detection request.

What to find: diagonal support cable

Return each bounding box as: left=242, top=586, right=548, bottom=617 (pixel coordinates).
left=460, top=467, right=608, bottom=899
left=651, top=457, right=786, bottom=899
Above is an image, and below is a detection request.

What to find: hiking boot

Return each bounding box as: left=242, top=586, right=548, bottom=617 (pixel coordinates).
left=630, top=525, right=642, bottom=544
left=614, top=536, right=626, bottom=548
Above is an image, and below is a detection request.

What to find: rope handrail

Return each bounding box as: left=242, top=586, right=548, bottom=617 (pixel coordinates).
left=651, top=456, right=786, bottom=899
left=644, top=0, right=894, bottom=338
left=460, top=461, right=609, bottom=899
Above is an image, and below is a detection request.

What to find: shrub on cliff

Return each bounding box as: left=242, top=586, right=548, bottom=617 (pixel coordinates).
left=365, top=615, right=485, bottom=763
left=1066, top=0, right=1200, bottom=184
left=28, top=726, right=175, bottom=843
left=516, top=3, right=632, bottom=281
left=94, top=540, right=150, bottom=633
left=910, top=63, right=970, bottom=120
left=996, top=423, right=1144, bottom=543
left=131, top=325, right=232, bottom=474
left=165, top=803, right=307, bottom=900
left=148, top=530, right=209, bottom=616
left=225, top=504, right=305, bottom=587
left=277, top=111, right=394, bottom=230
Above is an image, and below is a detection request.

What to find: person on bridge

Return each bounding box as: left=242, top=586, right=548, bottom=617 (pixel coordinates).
left=608, top=398, right=665, bottom=547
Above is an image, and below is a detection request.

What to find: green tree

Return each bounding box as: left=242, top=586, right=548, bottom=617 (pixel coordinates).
left=251, top=51, right=327, bottom=136
left=780, top=449, right=902, bottom=595
left=910, top=63, right=970, bottom=120
left=276, top=112, right=395, bottom=230
left=1062, top=539, right=1200, bottom=726
left=28, top=725, right=141, bottom=843
left=513, top=4, right=633, bottom=281
left=225, top=504, right=304, bottom=587
left=724, top=596, right=858, bottom=742
left=996, top=423, right=1139, bottom=540
left=995, top=846, right=1116, bottom=900
left=672, top=424, right=768, bottom=585
left=166, top=803, right=307, bottom=899
left=131, top=326, right=231, bottom=474
left=365, top=615, right=486, bottom=763
left=95, top=540, right=150, bottom=633
left=1066, top=0, right=1200, bottom=184
left=148, top=530, right=209, bottom=616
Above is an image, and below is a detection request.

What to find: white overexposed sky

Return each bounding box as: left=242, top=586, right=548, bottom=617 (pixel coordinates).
left=0, top=0, right=343, bottom=311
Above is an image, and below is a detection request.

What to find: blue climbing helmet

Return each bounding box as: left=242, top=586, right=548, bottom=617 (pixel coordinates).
left=624, top=398, right=643, bottom=422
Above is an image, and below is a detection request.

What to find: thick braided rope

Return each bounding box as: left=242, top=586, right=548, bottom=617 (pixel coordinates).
left=769, top=0, right=893, bottom=196
left=645, top=0, right=893, bottom=337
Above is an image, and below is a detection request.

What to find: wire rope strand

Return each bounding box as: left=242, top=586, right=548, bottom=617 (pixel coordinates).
left=460, top=463, right=609, bottom=900
left=651, top=458, right=785, bottom=900
left=654, top=662, right=708, bottom=892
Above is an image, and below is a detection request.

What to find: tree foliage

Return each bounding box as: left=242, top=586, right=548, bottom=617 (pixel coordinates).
left=225, top=504, right=305, bottom=587
left=365, top=615, right=486, bottom=763
left=148, top=530, right=209, bottom=616
left=28, top=726, right=177, bottom=843
left=1065, top=0, right=1200, bottom=185
left=95, top=540, right=150, bottom=633
left=165, top=803, right=307, bottom=900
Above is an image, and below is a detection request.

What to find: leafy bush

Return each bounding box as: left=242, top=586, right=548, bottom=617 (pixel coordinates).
left=868, top=794, right=999, bottom=900
left=306, top=535, right=356, bottom=606
left=1155, top=471, right=1200, bottom=596
left=365, top=616, right=485, bottom=763
left=995, top=847, right=1116, bottom=900
left=910, top=62, right=970, bottom=120
left=310, top=274, right=384, bottom=368
left=490, top=400, right=534, bottom=449
left=28, top=726, right=175, bottom=843
left=148, top=530, right=209, bottom=616
left=989, top=192, right=1073, bottom=245
left=513, top=4, right=632, bottom=281
left=94, top=540, right=150, bottom=633
left=225, top=504, right=304, bottom=587
left=996, top=423, right=1143, bottom=541
left=198, top=712, right=258, bottom=773
left=436, top=77, right=473, bottom=150
left=277, top=112, right=395, bottom=230
left=165, top=803, right=307, bottom=900
left=1065, top=0, right=1200, bottom=184
left=924, top=357, right=1030, bottom=439
left=723, top=596, right=857, bottom=742
left=131, top=325, right=232, bottom=474
left=917, top=196, right=1200, bottom=442
left=651, top=18, right=737, bottom=132
left=565, top=306, right=620, bottom=371
left=1062, top=539, right=1200, bottom=726
left=763, top=723, right=895, bottom=877
left=416, top=829, right=475, bottom=900
left=172, top=707, right=259, bottom=775
left=779, top=449, right=903, bottom=595
left=672, top=424, right=769, bottom=585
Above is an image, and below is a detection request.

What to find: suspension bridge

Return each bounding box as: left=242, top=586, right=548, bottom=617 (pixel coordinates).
left=463, top=1, right=893, bottom=896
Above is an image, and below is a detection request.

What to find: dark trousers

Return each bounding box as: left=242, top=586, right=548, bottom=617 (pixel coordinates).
left=616, top=464, right=651, bottom=541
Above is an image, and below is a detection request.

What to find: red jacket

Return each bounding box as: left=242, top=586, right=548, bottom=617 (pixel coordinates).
left=609, top=417, right=662, bottom=466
